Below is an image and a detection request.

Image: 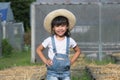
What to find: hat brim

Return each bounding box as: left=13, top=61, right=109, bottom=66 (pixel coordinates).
left=44, top=9, right=76, bottom=33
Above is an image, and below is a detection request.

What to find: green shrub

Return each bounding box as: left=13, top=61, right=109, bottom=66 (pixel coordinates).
left=2, top=39, right=13, bottom=57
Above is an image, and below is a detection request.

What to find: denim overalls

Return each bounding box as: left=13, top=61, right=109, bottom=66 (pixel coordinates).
left=47, top=36, right=70, bottom=79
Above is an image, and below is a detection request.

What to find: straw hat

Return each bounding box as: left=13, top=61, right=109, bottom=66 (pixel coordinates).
left=44, top=9, right=76, bottom=33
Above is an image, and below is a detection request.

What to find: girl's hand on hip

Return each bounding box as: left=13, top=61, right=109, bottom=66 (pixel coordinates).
left=46, top=59, right=53, bottom=66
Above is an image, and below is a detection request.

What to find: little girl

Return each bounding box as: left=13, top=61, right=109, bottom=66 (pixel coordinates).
left=36, top=9, right=81, bottom=80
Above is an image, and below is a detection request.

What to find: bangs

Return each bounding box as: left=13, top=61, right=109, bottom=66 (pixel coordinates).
left=51, top=16, right=69, bottom=27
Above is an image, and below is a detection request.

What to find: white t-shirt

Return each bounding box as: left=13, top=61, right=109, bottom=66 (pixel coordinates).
left=42, top=35, right=77, bottom=60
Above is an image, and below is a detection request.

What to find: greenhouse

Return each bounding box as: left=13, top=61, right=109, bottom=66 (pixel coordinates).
left=31, top=0, right=120, bottom=62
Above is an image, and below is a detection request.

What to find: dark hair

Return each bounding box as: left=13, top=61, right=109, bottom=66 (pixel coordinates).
left=51, top=16, right=71, bottom=37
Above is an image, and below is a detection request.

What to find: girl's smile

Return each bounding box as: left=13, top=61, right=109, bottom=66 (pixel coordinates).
left=53, top=25, right=68, bottom=37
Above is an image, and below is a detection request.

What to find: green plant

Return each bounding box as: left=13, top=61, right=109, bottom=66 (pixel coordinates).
left=2, top=39, right=13, bottom=57
left=71, top=76, right=79, bottom=80
left=71, top=69, right=91, bottom=80
left=85, top=55, right=115, bottom=65
left=80, top=69, right=91, bottom=80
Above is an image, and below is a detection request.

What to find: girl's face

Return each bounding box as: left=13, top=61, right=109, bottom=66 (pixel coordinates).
left=53, top=24, right=68, bottom=37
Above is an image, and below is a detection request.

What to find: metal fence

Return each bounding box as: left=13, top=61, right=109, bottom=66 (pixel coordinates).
left=31, top=2, right=120, bottom=62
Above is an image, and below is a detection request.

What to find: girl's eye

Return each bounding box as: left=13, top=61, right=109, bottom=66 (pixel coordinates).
left=61, top=24, right=66, bottom=26
left=55, top=26, right=59, bottom=27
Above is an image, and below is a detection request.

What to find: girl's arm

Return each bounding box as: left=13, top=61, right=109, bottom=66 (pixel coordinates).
left=70, top=45, right=81, bottom=65
left=36, top=44, right=52, bottom=66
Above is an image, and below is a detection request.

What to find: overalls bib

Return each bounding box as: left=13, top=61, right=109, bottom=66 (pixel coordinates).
left=47, top=36, right=70, bottom=77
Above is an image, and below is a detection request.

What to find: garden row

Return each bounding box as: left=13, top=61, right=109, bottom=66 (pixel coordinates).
left=0, top=65, right=46, bottom=80
left=85, top=53, right=120, bottom=80
left=86, top=63, right=120, bottom=80
left=110, top=53, right=120, bottom=64
left=38, top=52, right=120, bottom=80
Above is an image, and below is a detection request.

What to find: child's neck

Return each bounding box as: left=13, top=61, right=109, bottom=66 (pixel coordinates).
left=55, top=35, right=65, bottom=41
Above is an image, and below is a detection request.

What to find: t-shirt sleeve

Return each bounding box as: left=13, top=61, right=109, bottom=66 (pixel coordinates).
left=42, top=37, right=51, bottom=48
left=70, top=37, right=77, bottom=48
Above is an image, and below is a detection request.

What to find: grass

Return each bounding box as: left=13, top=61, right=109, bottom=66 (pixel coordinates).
left=71, top=70, right=91, bottom=80
left=0, top=49, right=42, bottom=70
left=71, top=69, right=91, bottom=80
left=85, top=56, right=115, bottom=65
left=80, top=69, right=91, bottom=80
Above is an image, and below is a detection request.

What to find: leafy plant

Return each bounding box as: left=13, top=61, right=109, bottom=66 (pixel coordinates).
left=2, top=39, right=13, bottom=57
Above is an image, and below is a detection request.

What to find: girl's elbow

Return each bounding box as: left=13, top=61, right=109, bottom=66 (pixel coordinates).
left=36, top=46, right=41, bottom=52
left=77, top=48, right=81, bottom=55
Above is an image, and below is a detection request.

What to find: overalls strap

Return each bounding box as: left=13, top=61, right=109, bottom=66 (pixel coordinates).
left=51, top=36, right=70, bottom=54
left=51, top=36, right=57, bottom=53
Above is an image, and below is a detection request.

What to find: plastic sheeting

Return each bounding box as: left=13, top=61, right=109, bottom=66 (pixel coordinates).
left=5, top=22, right=24, bottom=50
left=31, top=2, right=120, bottom=62
left=0, top=2, right=14, bottom=21
left=36, top=0, right=120, bottom=4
